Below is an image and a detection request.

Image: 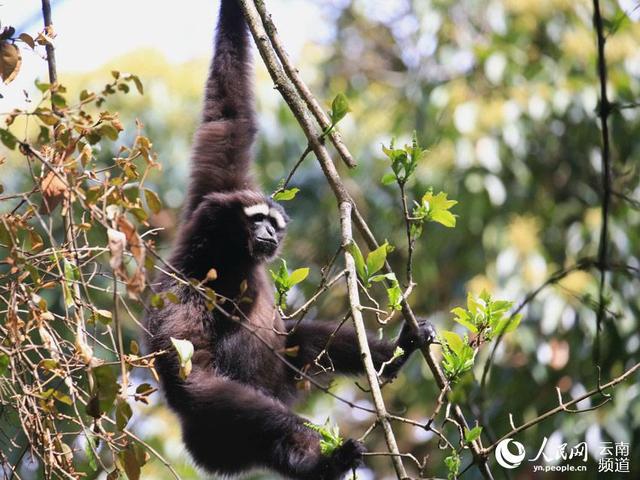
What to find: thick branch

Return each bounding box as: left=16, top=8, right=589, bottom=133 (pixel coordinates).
left=340, top=202, right=408, bottom=479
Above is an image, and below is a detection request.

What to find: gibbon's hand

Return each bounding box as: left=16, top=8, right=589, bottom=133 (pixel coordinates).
left=397, top=319, right=437, bottom=353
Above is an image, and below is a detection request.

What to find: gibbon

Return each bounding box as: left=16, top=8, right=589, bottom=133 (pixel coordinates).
left=144, top=1, right=434, bottom=478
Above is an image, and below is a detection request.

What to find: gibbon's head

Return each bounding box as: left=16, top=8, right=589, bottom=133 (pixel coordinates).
left=242, top=197, right=289, bottom=261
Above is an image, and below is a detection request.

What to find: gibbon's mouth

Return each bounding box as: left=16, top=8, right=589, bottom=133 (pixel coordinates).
left=255, top=237, right=279, bottom=256
left=256, top=237, right=277, bottom=245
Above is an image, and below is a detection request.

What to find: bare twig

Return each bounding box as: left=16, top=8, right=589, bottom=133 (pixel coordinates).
left=483, top=361, right=640, bottom=453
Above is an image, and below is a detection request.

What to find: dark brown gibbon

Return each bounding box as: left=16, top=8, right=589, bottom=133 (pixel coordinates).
left=144, top=1, right=435, bottom=478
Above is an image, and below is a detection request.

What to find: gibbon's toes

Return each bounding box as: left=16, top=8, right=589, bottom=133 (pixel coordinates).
left=329, top=439, right=366, bottom=474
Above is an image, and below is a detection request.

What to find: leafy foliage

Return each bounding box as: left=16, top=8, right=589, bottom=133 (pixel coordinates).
left=304, top=420, right=344, bottom=456
left=270, top=259, right=310, bottom=309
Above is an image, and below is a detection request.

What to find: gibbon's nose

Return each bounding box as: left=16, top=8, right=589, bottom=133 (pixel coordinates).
left=255, top=220, right=277, bottom=244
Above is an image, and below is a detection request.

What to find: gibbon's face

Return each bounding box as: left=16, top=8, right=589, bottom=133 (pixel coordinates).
left=243, top=200, right=289, bottom=261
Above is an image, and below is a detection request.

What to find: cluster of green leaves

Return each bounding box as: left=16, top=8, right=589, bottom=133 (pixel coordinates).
left=451, top=291, right=522, bottom=342
left=304, top=420, right=344, bottom=456
left=440, top=292, right=521, bottom=381
left=270, top=259, right=310, bottom=309
left=444, top=449, right=461, bottom=480
left=410, top=190, right=457, bottom=237
left=380, top=132, right=425, bottom=186
left=440, top=330, right=476, bottom=381
left=345, top=241, right=403, bottom=311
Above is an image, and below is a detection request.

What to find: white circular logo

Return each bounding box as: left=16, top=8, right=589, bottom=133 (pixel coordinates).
left=495, top=438, right=526, bottom=469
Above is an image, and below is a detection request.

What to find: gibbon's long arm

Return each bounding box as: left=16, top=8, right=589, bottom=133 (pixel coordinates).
left=285, top=320, right=435, bottom=378
left=185, top=0, right=257, bottom=217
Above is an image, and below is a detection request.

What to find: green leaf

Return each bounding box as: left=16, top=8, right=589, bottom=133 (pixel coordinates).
left=430, top=209, right=456, bottom=228
left=464, top=426, right=483, bottom=443
left=386, top=278, right=403, bottom=311
left=451, top=307, right=478, bottom=333
left=369, top=273, right=396, bottom=283
left=381, top=172, right=396, bottom=185
left=99, top=123, right=120, bottom=141
left=144, top=189, right=162, bottom=214
left=0, top=128, right=17, bottom=150
left=93, top=365, right=118, bottom=414
left=165, top=292, right=180, bottom=304
left=494, top=313, right=522, bottom=336
left=0, top=353, right=9, bottom=376
left=95, top=309, right=112, bottom=325
left=391, top=346, right=405, bottom=360
left=305, top=421, right=344, bottom=456
left=85, top=433, right=98, bottom=471
left=289, top=268, right=309, bottom=286
left=171, top=337, right=194, bottom=380
left=466, top=292, right=479, bottom=315
left=62, top=258, right=80, bottom=308
left=345, top=242, right=367, bottom=283
left=150, top=294, right=164, bottom=309
left=441, top=331, right=464, bottom=356
left=330, top=93, right=350, bottom=125
left=116, top=397, right=133, bottom=430
left=273, top=187, right=300, bottom=201
left=366, top=242, right=389, bottom=276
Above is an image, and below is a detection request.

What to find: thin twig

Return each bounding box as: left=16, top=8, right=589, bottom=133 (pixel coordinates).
left=483, top=361, right=640, bottom=454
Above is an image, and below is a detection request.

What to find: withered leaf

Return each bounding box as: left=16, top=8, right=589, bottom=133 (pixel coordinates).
left=0, top=41, right=21, bottom=84
left=40, top=170, right=67, bottom=214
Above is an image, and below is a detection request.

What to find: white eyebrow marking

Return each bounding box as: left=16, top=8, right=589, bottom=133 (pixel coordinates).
left=269, top=208, right=286, bottom=229
left=243, top=203, right=269, bottom=217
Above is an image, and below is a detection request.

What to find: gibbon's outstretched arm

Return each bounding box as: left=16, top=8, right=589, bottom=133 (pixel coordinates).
left=285, top=320, right=436, bottom=378
left=185, top=0, right=257, bottom=217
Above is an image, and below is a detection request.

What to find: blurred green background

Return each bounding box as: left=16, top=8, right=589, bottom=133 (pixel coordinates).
left=2, top=0, right=640, bottom=478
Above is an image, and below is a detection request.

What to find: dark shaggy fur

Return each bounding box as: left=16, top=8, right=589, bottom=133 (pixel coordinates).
left=144, top=2, right=434, bottom=478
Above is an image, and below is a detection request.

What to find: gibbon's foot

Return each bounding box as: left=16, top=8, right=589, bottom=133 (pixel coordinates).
left=317, top=439, right=366, bottom=480
left=398, top=319, right=437, bottom=352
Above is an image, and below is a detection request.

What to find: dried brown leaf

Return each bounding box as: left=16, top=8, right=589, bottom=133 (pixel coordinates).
left=40, top=170, right=67, bottom=214
left=0, top=41, right=21, bottom=84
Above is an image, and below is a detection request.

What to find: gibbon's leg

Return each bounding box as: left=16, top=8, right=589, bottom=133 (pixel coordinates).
left=180, top=366, right=363, bottom=479
left=284, top=320, right=435, bottom=379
